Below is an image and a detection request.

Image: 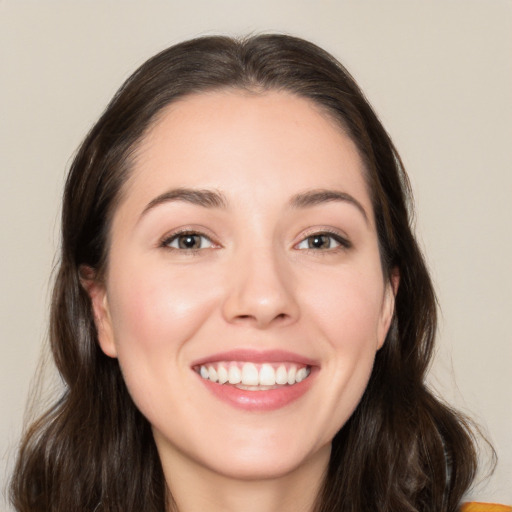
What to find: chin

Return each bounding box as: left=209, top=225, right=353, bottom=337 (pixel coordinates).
left=195, top=436, right=331, bottom=482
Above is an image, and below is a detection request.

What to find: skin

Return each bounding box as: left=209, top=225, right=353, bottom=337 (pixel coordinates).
left=87, top=90, right=397, bottom=512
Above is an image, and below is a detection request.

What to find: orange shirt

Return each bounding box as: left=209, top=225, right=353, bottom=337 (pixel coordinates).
left=461, top=504, right=512, bottom=512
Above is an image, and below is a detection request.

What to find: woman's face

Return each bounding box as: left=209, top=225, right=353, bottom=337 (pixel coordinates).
left=89, top=90, right=396, bottom=482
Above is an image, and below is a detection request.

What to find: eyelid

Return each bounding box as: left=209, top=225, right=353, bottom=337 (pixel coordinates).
left=159, top=226, right=221, bottom=250
left=158, top=226, right=351, bottom=252
left=293, top=228, right=352, bottom=250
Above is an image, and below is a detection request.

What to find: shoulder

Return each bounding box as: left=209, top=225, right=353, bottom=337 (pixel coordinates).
left=461, top=503, right=512, bottom=512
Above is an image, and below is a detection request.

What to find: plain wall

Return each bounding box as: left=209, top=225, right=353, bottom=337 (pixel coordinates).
left=1, top=1, right=511, bottom=508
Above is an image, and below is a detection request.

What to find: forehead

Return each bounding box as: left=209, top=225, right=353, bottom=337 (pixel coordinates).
left=121, top=89, right=372, bottom=216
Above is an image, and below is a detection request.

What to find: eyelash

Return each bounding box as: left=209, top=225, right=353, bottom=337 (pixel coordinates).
left=295, top=230, right=351, bottom=252
left=160, top=230, right=217, bottom=252
left=160, top=229, right=351, bottom=253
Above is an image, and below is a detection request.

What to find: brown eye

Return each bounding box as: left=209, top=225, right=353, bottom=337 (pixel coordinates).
left=164, top=233, right=213, bottom=250
left=296, top=232, right=350, bottom=251
left=308, top=234, right=334, bottom=249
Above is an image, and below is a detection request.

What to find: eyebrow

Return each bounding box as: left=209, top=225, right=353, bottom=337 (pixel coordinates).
left=141, top=188, right=228, bottom=217
left=290, top=189, right=369, bottom=223
left=140, top=187, right=369, bottom=223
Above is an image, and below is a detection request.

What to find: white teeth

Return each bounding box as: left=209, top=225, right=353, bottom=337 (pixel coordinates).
left=217, top=365, right=229, bottom=384
left=275, top=365, right=288, bottom=385
left=287, top=365, right=296, bottom=385
left=198, top=361, right=311, bottom=387
left=259, top=364, right=275, bottom=386
left=241, top=363, right=259, bottom=385
left=207, top=365, right=218, bottom=383
left=296, top=367, right=308, bottom=383
left=228, top=365, right=242, bottom=384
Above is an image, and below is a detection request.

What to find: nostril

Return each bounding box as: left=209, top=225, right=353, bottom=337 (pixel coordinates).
left=233, top=312, right=289, bottom=325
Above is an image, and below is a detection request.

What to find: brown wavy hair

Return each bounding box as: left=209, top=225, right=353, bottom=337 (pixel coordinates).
left=10, top=34, right=479, bottom=512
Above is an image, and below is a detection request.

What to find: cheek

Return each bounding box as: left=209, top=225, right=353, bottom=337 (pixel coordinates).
left=107, top=261, right=221, bottom=361
left=104, top=260, right=224, bottom=423
left=302, top=265, right=386, bottom=350
left=283, top=264, right=387, bottom=445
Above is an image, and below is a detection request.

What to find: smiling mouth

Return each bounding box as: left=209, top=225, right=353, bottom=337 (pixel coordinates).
left=195, top=362, right=311, bottom=390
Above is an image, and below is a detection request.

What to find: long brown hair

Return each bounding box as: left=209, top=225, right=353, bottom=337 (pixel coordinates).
left=11, top=34, right=479, bottom=512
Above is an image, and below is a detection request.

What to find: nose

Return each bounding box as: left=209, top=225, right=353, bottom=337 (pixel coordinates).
left=221, top=246, right=300, bottom=329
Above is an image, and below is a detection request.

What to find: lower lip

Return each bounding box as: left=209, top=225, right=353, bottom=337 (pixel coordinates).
left=196, top=370, right=316, bottom=411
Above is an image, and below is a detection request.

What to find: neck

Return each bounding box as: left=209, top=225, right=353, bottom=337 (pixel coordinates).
left=159, top=442, right=330, bottom=512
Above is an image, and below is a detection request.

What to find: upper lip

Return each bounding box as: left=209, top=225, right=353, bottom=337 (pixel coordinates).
left=190, top=349, right=319, bottom=368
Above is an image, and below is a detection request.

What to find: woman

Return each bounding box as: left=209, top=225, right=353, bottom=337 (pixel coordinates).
left=10, top=34, right=493, bottom=512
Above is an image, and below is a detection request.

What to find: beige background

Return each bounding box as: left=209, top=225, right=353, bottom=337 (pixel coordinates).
left=1, top=1, right=511, bottom=508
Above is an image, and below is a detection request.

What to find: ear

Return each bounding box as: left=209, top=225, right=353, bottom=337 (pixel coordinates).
left=377, top=268, right=400, bottom=350
left=80, top=266, right=118, bottom=358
